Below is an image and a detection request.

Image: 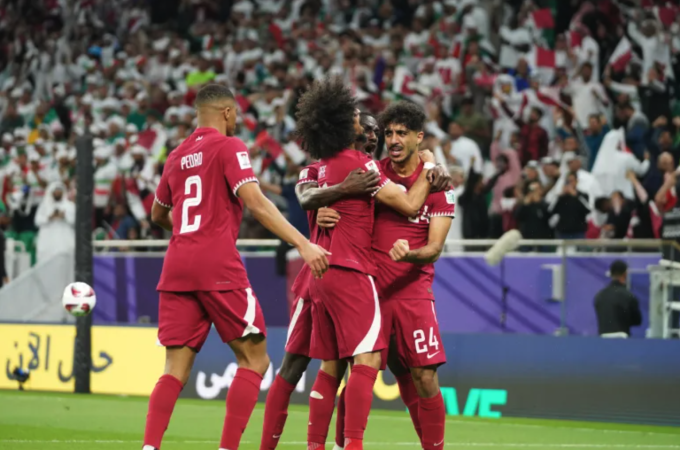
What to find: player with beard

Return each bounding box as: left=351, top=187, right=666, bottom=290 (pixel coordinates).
left=360, top=112, right=380, bottom=156
left=294, top=77, right=436, bottom=450
left=318, top=101, right=454, bottom=450
left=259, top=108, right=379, bottom=450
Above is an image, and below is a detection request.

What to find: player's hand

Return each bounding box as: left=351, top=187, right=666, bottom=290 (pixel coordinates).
left=418, top=149, right=435, bottom=164
left=299, top=242, right=331, bottom=279
left=317, top=208, right=340, bottom=228
left=340, top=168, right=380, bottom=195
left=389, top=239, right=411, bottom=262
left=428, top=164, right=452, bottom=192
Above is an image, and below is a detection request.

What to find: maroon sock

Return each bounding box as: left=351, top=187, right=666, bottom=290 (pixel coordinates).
left=260, top=374, right=296, bottom=450
left=307, top=370, right=340, bottom=445
left=143, top=374, right=184, bottom=449
left=220, top=368, right=263, bottom=450
left=419, top=392, right=446, bottom=450
left=396, top=373, right=422, bottom=441
left=334, top=387, right=346, bottom=448
left=344, top=365, right=378, bottom=444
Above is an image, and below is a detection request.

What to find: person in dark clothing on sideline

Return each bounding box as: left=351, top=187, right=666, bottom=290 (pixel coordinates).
left=515, top=180, right=553, bottom=239
left=549, top=172, right=591, bottom=239
left=594, top=260, right=643, bottom=337
left=459, top=157, right=501, bottom=240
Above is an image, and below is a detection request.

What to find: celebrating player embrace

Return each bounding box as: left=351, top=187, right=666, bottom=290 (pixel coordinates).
left=316, top=101, right=454, bottom=450
left=143, top=84, right=329, bottom=450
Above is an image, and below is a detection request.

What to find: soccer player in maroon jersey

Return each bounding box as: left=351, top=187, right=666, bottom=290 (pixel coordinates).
left=259, top=109, right=379, bottom=450
left=318, top=101, right=454, bottom=450
left=293, top=77, right=436, bottom=450
left=143, top=84, right=330, bottom=450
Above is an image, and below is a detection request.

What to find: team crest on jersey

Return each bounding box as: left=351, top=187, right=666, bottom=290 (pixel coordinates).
left=237, top=152, right=251, bottom=169
left=319, top=165, right=326, bottom=178
left=445, top=190, right=455, bottom=204
left=365, top=160, right=379, bottom=173
left=299, top=169, right=309, bottom=180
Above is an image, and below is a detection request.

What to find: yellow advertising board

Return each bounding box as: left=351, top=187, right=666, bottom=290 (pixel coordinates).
left=0, top=324, right=163, bottom=396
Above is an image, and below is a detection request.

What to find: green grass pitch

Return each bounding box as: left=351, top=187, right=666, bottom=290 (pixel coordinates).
left=1, top=390, right=679, bottom=449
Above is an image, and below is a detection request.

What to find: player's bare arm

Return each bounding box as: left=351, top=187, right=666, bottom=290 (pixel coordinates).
left=375, top=149, right=435, bottom=217
left=296, top=168, right=380, bottom=210
left=151, top=200, right=173, bottom=231
left=238, top=182, right=330, bottom=278
left=389, top=216, right=453, bottom=264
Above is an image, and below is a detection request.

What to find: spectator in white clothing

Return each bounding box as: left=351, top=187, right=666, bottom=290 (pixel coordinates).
left=567, top=62, right=610, bottom=128
left=34, top=182, right=75, bottom=263
left=447, top=122, right=483, bottom=174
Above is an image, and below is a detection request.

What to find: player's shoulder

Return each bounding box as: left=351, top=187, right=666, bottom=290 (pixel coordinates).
left=429, top=188, right=457, bottom=207
left=298, top=161, right=320, bottom=183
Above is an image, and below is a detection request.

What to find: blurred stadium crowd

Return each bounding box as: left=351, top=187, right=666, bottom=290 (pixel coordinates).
left=0, top=0, right=679, bottom=267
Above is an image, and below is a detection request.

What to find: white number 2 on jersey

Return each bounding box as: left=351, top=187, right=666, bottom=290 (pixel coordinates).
left=180, top=175, right=202, bottom=234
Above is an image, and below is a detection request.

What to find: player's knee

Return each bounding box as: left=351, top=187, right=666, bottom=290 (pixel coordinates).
left=279, top=353, right=311, bottom=385
left=411, top=367, right=440, bottom=398
left=244, top=353, right=271, bottom=376
left=319, top=359, right=348, bottom=381
left=354, top=351, right=381, bottom=370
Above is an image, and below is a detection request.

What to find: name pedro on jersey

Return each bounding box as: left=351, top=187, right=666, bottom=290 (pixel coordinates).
left=181, top=152, right=203, bottom=170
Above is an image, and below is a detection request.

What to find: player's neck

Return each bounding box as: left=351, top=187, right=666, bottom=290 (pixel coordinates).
left=196, top=120, right=227, bottom=136
left=390, top=151, right=420, bottom=178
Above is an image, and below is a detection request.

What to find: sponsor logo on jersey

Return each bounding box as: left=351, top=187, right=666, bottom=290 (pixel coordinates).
left=237, top=152, right=252, bottom=169
left=445, top=190, right=455, bottom=204
left=319, top=165, right=326, bottom=178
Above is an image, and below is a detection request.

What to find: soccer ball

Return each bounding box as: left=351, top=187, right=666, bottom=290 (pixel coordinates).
left=62, top=282, right=96, bottom=316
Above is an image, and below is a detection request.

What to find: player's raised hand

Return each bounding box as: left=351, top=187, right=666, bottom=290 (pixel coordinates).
left=340, top=168, right=380, bottom=195
left=299, top=241, right=331, bottom=279
left=389, top=239, right=411, bottom=262
left=418, top=149, right=435, bottom=164
left=428, top=164, right=453, bottom=192
left=317, top=207, right=340, bottom=228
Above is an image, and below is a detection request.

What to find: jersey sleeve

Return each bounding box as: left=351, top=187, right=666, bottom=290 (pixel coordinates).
left=222, top=138, right=259, bottom=196
left=429, top=189, right=456, bottom=217
left=154, top=163, right=173, bottom=208
left=362, top=156, right=390, bottom=197
left=297, top=164, right=319, bottom=186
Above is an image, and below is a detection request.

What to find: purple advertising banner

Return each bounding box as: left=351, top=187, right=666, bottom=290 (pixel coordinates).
left=93, top=253, right=660, bottom=336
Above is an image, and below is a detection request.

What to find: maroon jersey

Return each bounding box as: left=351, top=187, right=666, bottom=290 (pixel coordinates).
left=290, top=162, right=321, bottom=300
left=373, top=158, right=455, bottom=301
left=316, top=149, right=390, bottom=276
left=155, top=127, right=258, bottom=292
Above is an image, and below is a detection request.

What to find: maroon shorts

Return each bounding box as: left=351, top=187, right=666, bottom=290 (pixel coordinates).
left=158, top=288, right=266, bottom=352
left=285, top=296, right=312, bottom=357
left=380, top=299, right=446, bottom=369
left=310, top=267, right=386, bottom=361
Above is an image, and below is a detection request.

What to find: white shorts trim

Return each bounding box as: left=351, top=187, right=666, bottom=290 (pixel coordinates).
left=352, top=276, right=382, bottom=356
left=241, top=287, right=261, bottom=336
left=286, top=297, right=305, bottom=344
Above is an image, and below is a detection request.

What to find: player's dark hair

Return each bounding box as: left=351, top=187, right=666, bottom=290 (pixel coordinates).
left=378, top=101, right=426, bottom=133
left=295, top=76, right=357, bottom=159
left=610, top=259, right=628, bottom=278
left=195, top=84, right=235, bottom=107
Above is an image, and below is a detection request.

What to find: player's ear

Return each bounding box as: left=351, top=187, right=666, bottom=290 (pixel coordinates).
left=223, top=106, right=231, bottom=123
left=416, top=131, right=424, bottom=145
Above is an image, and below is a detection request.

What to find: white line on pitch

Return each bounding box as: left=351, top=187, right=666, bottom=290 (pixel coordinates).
left=2, top=440, right=680, bottom=448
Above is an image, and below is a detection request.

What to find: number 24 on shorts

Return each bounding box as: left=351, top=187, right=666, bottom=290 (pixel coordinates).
left=414, top=327, right=440, bottom=356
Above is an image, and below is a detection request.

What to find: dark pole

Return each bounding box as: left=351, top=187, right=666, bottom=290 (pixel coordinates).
left=74, top=135, right=94, bottom=394
left=500, top=257, right=508, bottom=332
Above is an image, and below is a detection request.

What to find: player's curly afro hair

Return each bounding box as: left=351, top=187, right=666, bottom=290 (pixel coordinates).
left=295, top=76, right=357, bottom=160
left=377, top=100, right=426, bottom=133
